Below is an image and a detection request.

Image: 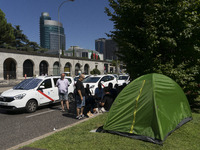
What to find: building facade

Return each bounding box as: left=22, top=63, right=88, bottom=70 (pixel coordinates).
left=95, top=38, right=106, bottom=56
left=95, top=38, right=118, bottom=61
left=0, top=48, right=111, bottom=80
left=40, top=12, right=66, bottom=51
left=65, top=46, right=103, bottom=60
left=105, top=39, right=118, bottom=60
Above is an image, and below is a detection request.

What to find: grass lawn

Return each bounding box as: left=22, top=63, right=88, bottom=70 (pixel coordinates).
left=23, top=111, right=200, bottom=150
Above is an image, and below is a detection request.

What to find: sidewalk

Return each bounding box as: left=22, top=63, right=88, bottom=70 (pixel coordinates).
left=0, top=79, right=22, bottom=86
left=8, top=113, right=101, bottom=150
left=0, top=79, right=22, bottom=94
left=0, top=86, right=13, bottom=93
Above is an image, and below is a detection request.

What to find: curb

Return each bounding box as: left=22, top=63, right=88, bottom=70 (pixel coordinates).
left=7, top=113, right=101, bottom=150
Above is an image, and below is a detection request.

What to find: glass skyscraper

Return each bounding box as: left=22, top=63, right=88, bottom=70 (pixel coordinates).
left=40, top=12, right=66, bottom=51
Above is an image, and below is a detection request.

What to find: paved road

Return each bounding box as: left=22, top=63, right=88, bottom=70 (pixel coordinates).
left=0, top=101, right=79, bottom=150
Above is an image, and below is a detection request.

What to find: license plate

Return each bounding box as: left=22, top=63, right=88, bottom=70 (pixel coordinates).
left=0, top=102, right=8, bottom=106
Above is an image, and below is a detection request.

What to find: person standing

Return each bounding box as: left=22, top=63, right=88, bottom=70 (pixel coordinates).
left=94, top=83, right=104, bottom=102
left=56, top=73, right=69, bottom=112
left=75, top=74, right=85, bottom=119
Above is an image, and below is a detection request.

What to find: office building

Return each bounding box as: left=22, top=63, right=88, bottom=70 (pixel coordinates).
left=95, top=38, right=106, bottom=54
left=40, top=12, right=66, bottom=52
left=105, top=39, right=118, bottom=60
left=95, top=38, right=118, bottom=60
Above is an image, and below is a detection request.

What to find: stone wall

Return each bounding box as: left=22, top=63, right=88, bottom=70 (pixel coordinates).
left=0, top=48, right=110, bottom=80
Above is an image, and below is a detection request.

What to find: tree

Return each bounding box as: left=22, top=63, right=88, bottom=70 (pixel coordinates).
left=13, top=25, right=29, bottom=50
left=90, top=68, right=101, bottom=75
left=0, top=9, right=45, bottom=53
left=0, top=9, right=15, bottom=46
left=106, top=0, right=200, bottom=103
left=28, top=41, right=40, bottom=51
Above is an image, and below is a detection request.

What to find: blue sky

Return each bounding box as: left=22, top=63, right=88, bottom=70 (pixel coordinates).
left=0, top=0, right=114, bottom=50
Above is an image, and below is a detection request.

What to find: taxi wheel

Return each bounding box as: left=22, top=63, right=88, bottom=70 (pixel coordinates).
left=26, top=100, right=38, bottom=113
left=68, top=93, right=74, bottom=102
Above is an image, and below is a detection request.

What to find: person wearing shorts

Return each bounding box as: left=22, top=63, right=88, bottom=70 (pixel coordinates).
left=75, top=74, right=85, bottom=119
left=56, top=73, right=69, bottom=112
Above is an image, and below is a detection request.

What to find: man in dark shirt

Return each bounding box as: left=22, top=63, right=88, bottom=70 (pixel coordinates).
left=75, top=74, right=85, bottom=119
left=99, top=87, right=114, bottom=111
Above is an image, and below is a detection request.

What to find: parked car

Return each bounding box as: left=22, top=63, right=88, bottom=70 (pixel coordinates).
left=117, top=75, right=130, bottom=86
left=0, top=76, right=75, bottom=113
left=82, top=75, right=117, bottom=95
left=113, top=74, right=119, bottom=80
left=74, top=75, right=90, bottom=84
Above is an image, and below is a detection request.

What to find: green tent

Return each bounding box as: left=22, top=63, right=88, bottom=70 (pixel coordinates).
left=102, top=73, right=192, bottom=144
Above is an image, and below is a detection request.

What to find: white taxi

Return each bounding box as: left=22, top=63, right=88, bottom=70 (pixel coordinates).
left=117, top=75, right=130, bottom=86
left=0, top=76, right=75, bottom=113
left=82, top=75, right=117, bottom=95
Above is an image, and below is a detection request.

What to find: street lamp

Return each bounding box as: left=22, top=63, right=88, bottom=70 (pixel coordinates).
left=58, top=0, right=74, bottom=74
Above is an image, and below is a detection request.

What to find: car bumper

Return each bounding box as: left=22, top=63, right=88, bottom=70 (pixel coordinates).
left=0, top=100, right=26, bottom=110
left=0, top=104, right=25, bottom=111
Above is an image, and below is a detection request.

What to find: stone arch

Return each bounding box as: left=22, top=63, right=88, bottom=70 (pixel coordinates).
left=3, top=58, right=17, bottom=79
left=23, top=59, right=34, bottom=77
left=53, top=61, right=59, bottom=75
left=39, top=60, right=49, bottom=76
left=64, top=62, right=72, bottom=76
left=75, top=63, right=81, bottom=76
left=84, top=64, right=90, bottom=75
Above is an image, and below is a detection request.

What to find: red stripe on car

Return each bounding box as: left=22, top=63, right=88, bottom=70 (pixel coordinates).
left=37, top=90, right=54, bottom=101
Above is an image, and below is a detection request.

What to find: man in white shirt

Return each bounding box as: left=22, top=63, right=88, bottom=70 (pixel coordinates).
left=56, top=73, right=69, bottom=112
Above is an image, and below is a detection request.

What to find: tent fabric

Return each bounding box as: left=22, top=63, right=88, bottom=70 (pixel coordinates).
left=102, top=73, right=192, bottom=144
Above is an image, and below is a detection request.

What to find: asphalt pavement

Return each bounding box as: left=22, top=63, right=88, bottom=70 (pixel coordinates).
left=0, top=100, right=80, bottom=150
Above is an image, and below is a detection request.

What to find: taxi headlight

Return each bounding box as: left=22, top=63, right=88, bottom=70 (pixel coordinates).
left=14, top=93, right=26, bottom=100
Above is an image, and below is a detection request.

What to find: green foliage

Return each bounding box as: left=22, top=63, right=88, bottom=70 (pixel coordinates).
left=111, top=60, right=117, bottom=66
left=38, top=48, right=48, bottom=53
left=0, top=9, right=46, bottom=53
left=106, top=0, right=200, bottom=104
left=90, top=68, right=101, bottom=75
left=0, top=9, right=15, bottom=45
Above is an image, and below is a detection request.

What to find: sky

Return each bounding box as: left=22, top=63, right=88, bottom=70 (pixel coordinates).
left=0, top=0, right=114, bottom=50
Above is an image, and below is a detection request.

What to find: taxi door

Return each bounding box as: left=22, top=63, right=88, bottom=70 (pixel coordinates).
left=37, top=78, right=57, bottom=104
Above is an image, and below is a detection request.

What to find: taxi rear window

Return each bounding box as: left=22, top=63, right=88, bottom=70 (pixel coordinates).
left=53, top=78, right=72, bottom=86
left=14, top=78, right=42, bottom=90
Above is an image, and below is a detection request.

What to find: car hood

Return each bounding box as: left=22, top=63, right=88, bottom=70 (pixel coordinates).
left=1, top=89, right=29, bottom=97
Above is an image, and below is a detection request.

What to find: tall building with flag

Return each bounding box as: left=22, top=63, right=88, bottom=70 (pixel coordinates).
left=40, top=12, right=66, bottom=52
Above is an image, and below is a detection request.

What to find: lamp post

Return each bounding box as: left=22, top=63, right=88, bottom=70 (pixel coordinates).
left=58, top=0, right=74, bottom=74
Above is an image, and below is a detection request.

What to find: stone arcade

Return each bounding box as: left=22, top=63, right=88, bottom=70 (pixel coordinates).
left=0, top=48, right=110, bottom=80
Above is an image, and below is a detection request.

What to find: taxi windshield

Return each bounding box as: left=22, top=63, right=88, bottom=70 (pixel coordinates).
left=14, top=78, right=42, bottom=90
left=83, top=77, right=100, bottom=83
left=118, top=76, right=129, bottom=80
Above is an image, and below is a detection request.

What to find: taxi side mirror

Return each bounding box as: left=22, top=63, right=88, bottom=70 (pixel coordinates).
left=39, top=85, right=45, bottom=89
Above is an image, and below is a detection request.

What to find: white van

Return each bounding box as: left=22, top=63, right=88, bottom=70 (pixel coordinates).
left=0, top=76, right=75, bottom=113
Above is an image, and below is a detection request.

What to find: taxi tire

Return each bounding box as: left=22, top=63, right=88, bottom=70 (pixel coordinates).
left=68, top=93, right=74, bottom=102
left=26, top=100, right=38, bottom=113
